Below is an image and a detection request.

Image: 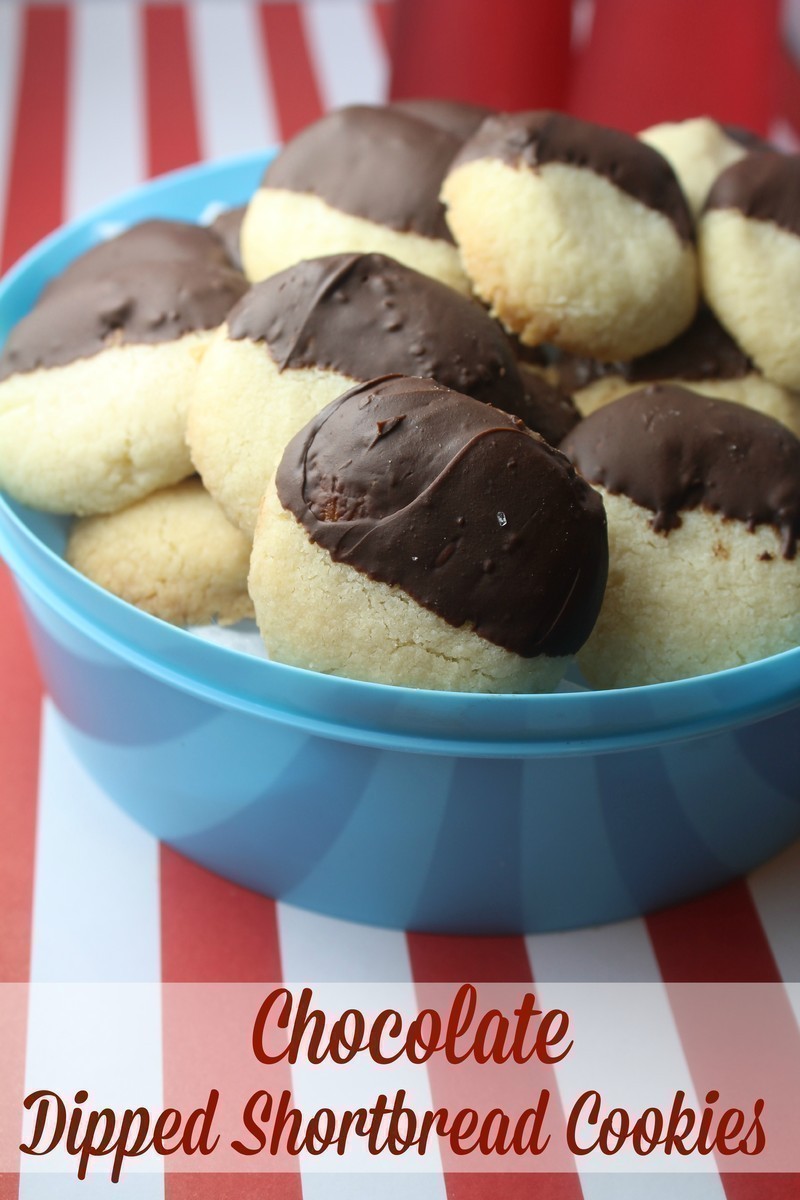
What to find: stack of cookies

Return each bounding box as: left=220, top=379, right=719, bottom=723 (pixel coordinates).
left=1, top=102, right=798, bottom=691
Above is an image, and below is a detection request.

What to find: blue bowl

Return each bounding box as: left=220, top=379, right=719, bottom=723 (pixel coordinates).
left=1, top=154, right=799, bottom=934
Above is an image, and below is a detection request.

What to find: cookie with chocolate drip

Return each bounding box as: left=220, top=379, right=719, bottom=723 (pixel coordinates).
left=249, top=376, right=608, bottom=692
left=561, top=385, right=800, bottom=686
left=241, top=105, right=469, bottom=293
left=441, top=110, right=698, bottom=361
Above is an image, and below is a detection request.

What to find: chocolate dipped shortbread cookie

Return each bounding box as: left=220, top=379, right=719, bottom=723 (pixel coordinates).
left=700, top=151, right=800, bottom=390
left=639, top=117, right=771, bottom=219
left=561, top=385, right=800, bottom=687
left=0, top=241, right=247, bottom=514
left=250, top=376, right=608, bottom=692
left=441, top=110, right=698, bottom=360
left=241, top=105, right=469, bottom=293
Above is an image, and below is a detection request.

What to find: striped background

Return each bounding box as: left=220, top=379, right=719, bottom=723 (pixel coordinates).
left=1, top=3, right=800, bottom=1197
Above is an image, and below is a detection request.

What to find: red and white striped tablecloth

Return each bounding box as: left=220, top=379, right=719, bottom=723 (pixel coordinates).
left=1, top=5, right=800, bottom=1198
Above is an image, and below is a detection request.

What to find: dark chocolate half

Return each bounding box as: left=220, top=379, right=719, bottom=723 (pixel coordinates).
left=517, top=369, right=581, bottom=446
left=42, top=219, right=232, bottom=300
left=0, top=258, right=247, bottom=379
left=722, top=124, right=774, bottom=153
left=450, top=110, right=694, bottom=243
left=276, top=375, right=608, bottom=657
left=227, top=252, right=532, bottom=422
left=390, top=98, right=495, bottom=142
left=211, top=206, right=246, bottom=272
left=262, top=105, right=459, bottom=242
left=704, top=150, right=800, bottom=236
left=553, top=307, right=751, bottom=393
left=560, top=384, right=800, bottom=558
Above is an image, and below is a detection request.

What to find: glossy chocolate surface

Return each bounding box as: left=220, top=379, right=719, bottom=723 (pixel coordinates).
left=277, top=375, right=609, bottom=655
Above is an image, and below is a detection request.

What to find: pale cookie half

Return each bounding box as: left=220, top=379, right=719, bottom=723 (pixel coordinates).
left=67, top=478, right=254, bottom=627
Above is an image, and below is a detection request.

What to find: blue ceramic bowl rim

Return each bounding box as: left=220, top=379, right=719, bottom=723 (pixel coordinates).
left=1, top=151, right=799, bottom=759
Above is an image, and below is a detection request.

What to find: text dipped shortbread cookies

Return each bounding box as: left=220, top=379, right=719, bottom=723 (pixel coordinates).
left=561, top=385, right=800, bottom=687
left=441, top=110, right=698, bottom=360
left=241, top=106, right=469, bottom=293
left=250, top=376, right=608, bottom=692
left=188, top=252, right=563, bottom=537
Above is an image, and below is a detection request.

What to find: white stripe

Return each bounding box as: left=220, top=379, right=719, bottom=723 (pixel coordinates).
left=189, top=0, right=278, bottom=161
left=277, top=902, right=447, bottom=1196
left=526, top=923, right=726, bottom=1198
left=20, top=705, right=164, bottom=1196
left=28, top=704, right=161, bottom=984
left=0, top=1, right=22, bottom=246
left=749, top=842, right=800, bottom=1027
left=301, top=0, right=388, bottom=110
left=66, top=1, right=144, bottom=220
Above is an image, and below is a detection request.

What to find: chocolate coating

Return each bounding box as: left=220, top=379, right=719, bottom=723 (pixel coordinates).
left=722, top=124, right=773, bottom=153
left=554, top=307, right=751, bottom=392
left=451, top=110, right=694, bottom=243
left=228, top=252, right=532, bottom=422
left=517, top=369, right=581, bottom=446
left=276, top=375, right=608, bottom=657
left=390, top=98, right=495, bottom=142
left=0, top=258, right=247, bottom=379
left=262, top=105, right=459, bottom=241
left=211, top=206, right=246, bottom=271
left=704, top=151, right=800, bottom=236
left=42, top=219, right=232, bottom=300
left=561, top=384, right=800, bottom=558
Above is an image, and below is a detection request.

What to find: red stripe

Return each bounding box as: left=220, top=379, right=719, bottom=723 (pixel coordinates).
left=1, top=5, right=69, bottom=270
left=160, top=850, right=302, bottom=1195
left=775, top=42, right=800, bottom=142
left=388, top=0, right=572, bottom=110
left=648, top=882, right=800, bottom=1193
left=569, top=0, right=780, bottom=134
left=0, top=10, right=67, bottom=1192
left=143, top=4, right=201, bottom=178
left=258, top=3, right=323, bottom=142
left=371, top=2, right=394, bottom=55
left=160, top=846, right=285, bottom=984
left=407, top=934, right=583, bottom=1199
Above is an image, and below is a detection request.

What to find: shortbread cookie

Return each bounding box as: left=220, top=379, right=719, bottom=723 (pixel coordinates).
left=441, top=110, right=698, bottom=360
left=250, top=376, right=608, bottom=692
left=0, top=256, right=247, bottom=514
left=639, top=117, right=770, bottom=218
left=42, top=218, right=233, bottom=299
left=390, top=97, right=494, bottom=141
left=189, top=252, right=535, bottom=535
left=700, top=151, right=800, bottom=390
left=241, top=106, right=469, bottom=293
left=553, top=308, right=800, bottom=432
left=561, top=385, right=800, bottom=687
left=67, top=478, right=254, bottom=626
